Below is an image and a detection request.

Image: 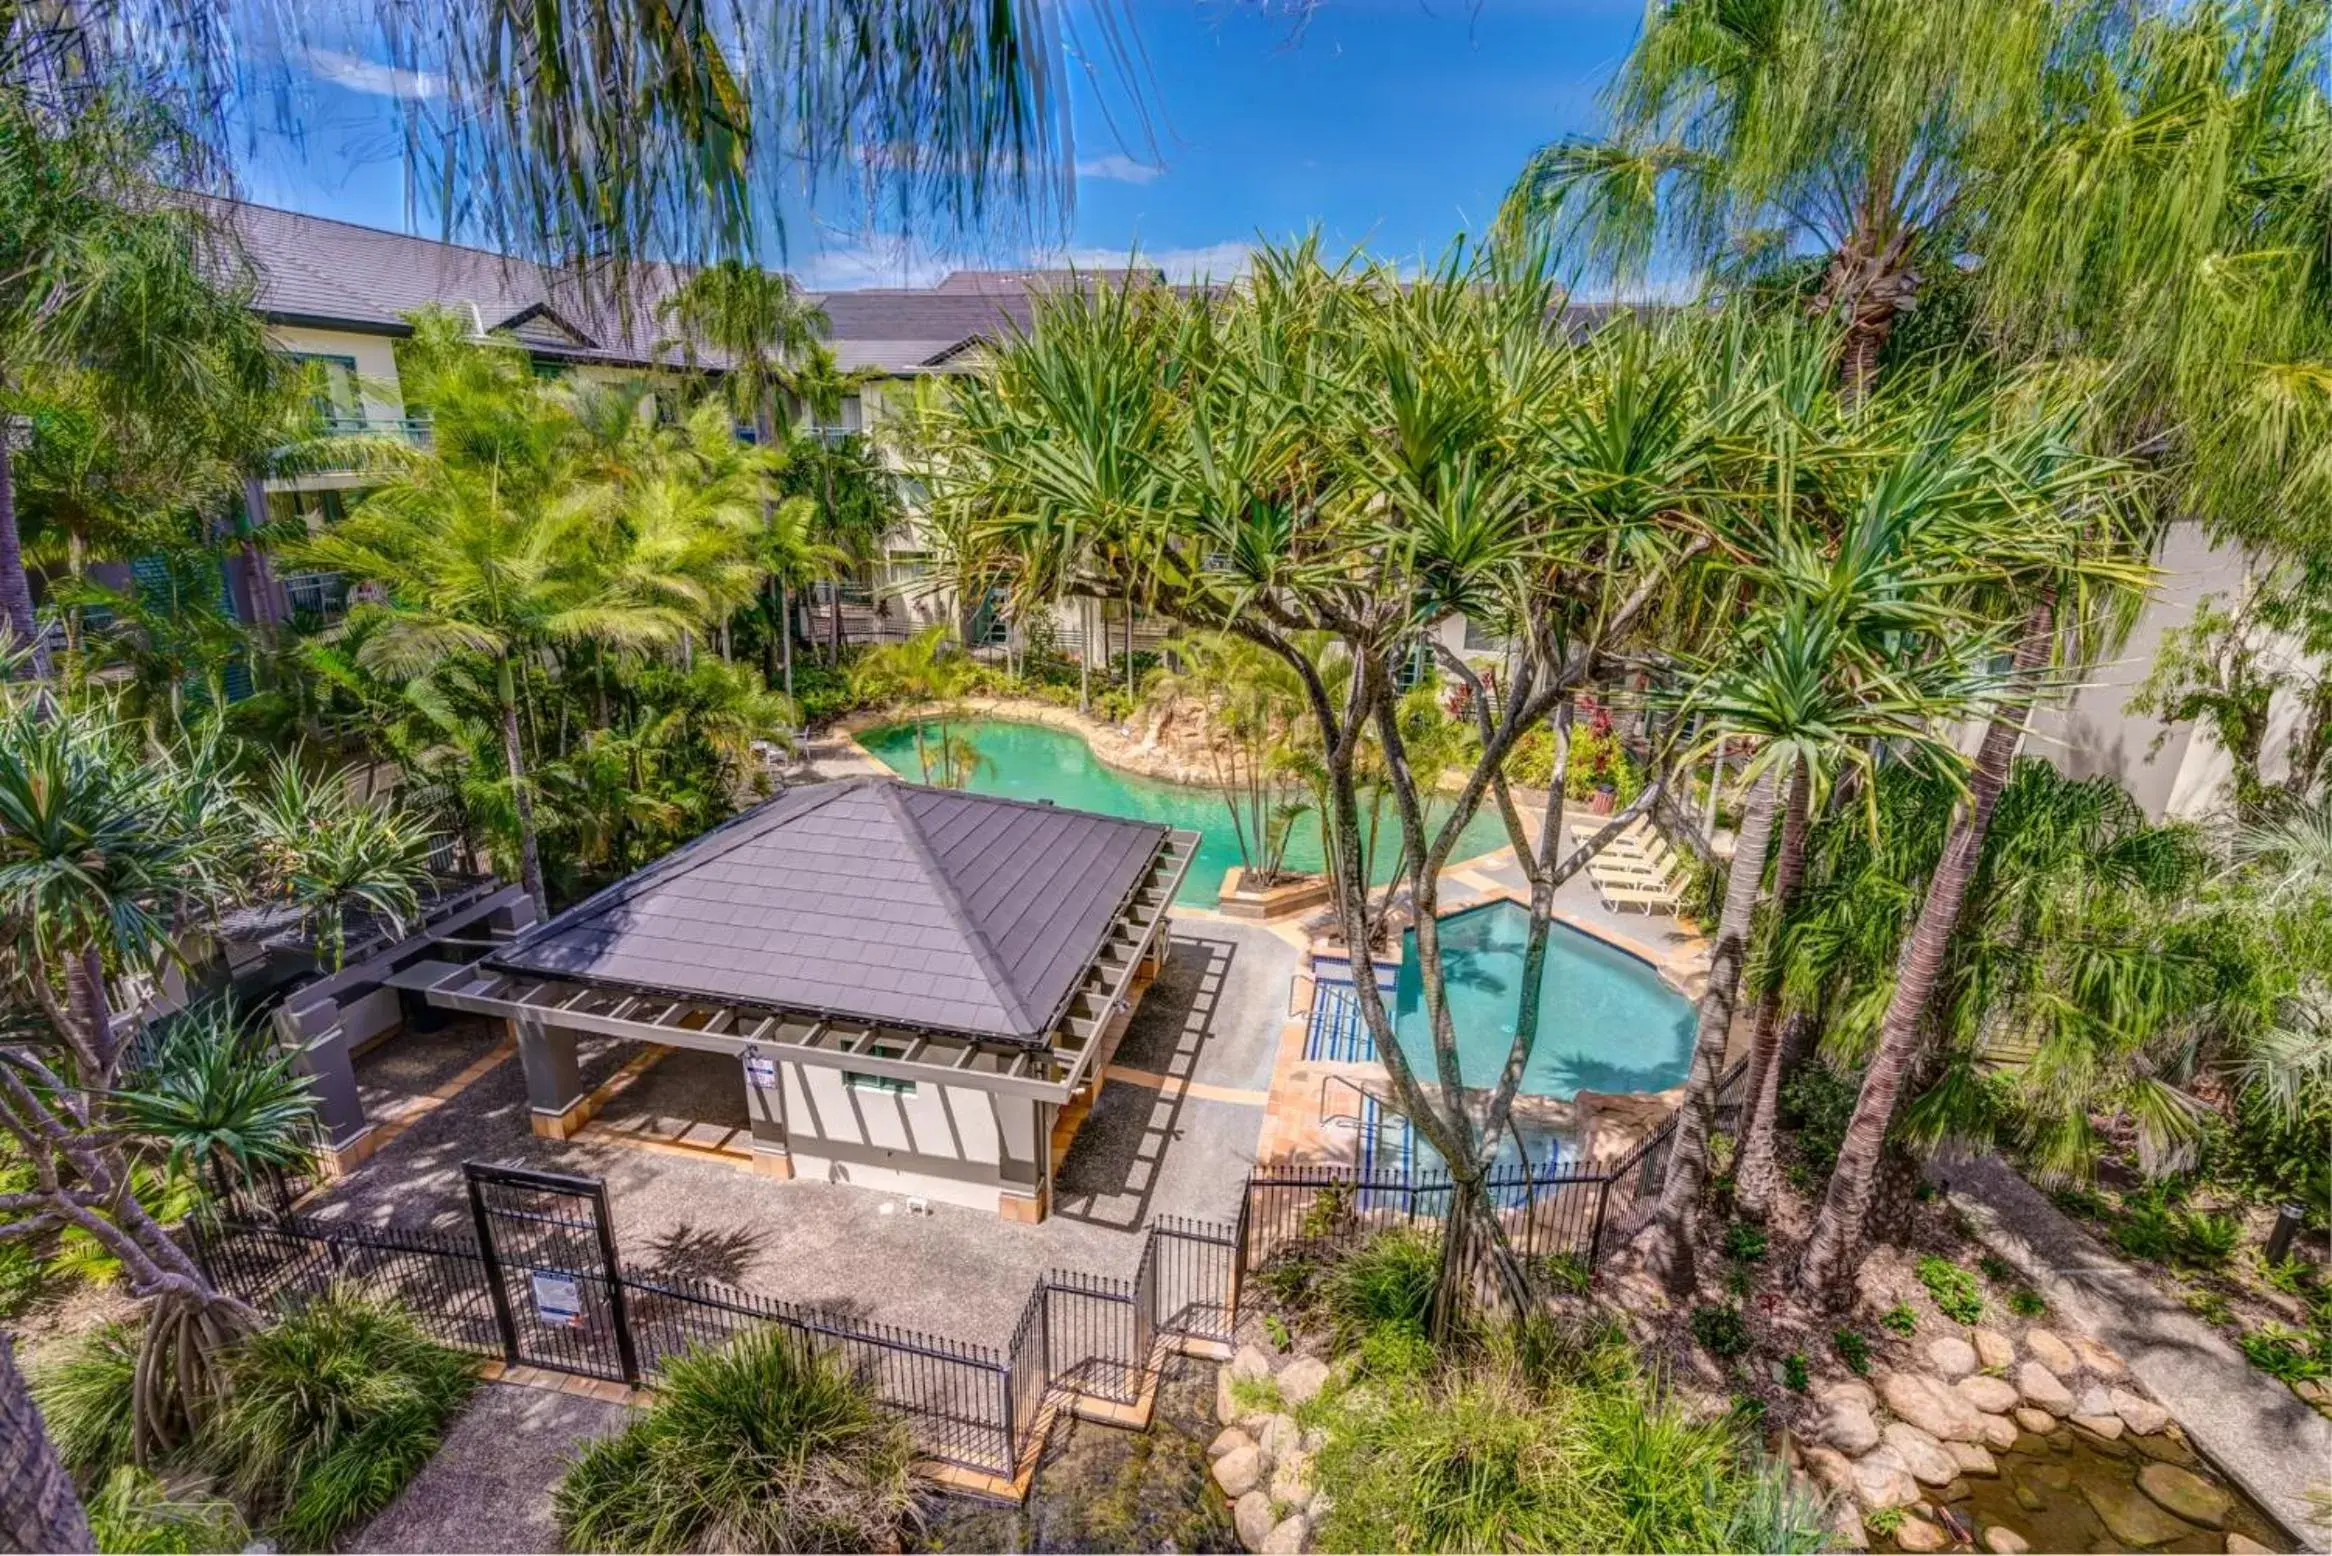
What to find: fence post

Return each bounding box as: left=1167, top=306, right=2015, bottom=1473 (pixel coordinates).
left=587, top=1179, right=643, bottom=1387
left=465, top=1172, right=522, bottom=1366
left=1587, top=1172, right=1613, bottom=1269
left=1229, top=1189, right=1251, bottom=1326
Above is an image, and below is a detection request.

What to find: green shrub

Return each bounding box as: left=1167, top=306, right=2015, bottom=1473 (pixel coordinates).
left=2173, top=1210, right=2241, bottom=1268
left=1257, top=1253, right=1321, bottom=1313
left=1538, top=1253, right=1592, bottom=1296
left=1977, top=1254, right=2017, bottom=1284
left=1832, top=1329, right=1873, bottom=1376
left=1778, top=1065, right=1858, bottom=1179
left=1879, top=1304, right=1918, bottom=1336
left=555, top=1326, right=914, bottom=1553
left=1323, top=1228, right=1439, bottom=1345
left=2007, top=1288, right=2049, bottom=1319
left=2236, top=1324, right=2330, bottom=1384
left=202, top=1286, right=476, bottom=1548
left=1689, top=1305, right=1752, bottom=1359
left=1865, top=1505, right=1907, bottom=1537
left=85, top=1466, right=247, bottom=1555
left=30, top=1321, right=141, bottom=1485
left=1357, top=1321, right=1438, bottom=1382
left=1722, top=1223, right=1768, bottom=1264
left=1781, top=1353, right=1809, bottom=1392
left=789, top=661, right=865, bottom=727
left=2186, top=1288, right=2235, bottom=1326
left=1308, top=1326, right=1826, bottom=1554
left=1263, top=1313, right=1293, bottom=1352
left=1916, top=1257, right=1984, bottom=1324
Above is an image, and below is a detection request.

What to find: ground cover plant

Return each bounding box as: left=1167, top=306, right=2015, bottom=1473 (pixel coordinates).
left=29, top=1287, right=472, bottom=1549
left=555, top=1325, right=915, bottom=1553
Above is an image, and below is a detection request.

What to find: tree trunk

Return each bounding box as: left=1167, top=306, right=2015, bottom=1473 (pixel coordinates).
left=1732, top=758, right=1812, bottom=1221
left=0, top=1334, right=92, bottom=1554
left=0, top=432, right=50, bottom=679
left=497, top=659, right=549, bottom=917
left=1078, top=599, right=1091, bottom=715
left=777, top=585, right=795, bottom=700
left=1798, top=597, right=2053, bottom=1298
left=1812, top=213, right=1919, bottom=406
left=1641, top=762, right=1780, bottom=1293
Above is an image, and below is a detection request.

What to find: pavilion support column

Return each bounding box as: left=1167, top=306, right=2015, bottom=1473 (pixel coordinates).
left=740, top=1048, right=793, bottom=1178
left=275, top=997, right=380, bottom=1177
left=995, top=1093, right=1050, bottom=1223
left=515, top=1014, right=588, bottom=1139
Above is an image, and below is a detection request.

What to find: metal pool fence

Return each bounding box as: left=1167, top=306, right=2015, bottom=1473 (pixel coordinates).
left=192, top=1172, right=1240, bottom=1486
left=191, top=1075, right=1732, bottom=1490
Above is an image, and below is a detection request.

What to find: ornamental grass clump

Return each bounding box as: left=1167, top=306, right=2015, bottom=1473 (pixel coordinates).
left=555, top=1325, right=915, bottom=1553
left=199, top=1285, right=476, bottom=1548
left=1307, top=1321, right=1826, bottom=1554
left=30, top=1320, right=142, bottom=1484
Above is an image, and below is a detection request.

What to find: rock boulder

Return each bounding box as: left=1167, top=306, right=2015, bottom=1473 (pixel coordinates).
left=1881, top=1422, right=1960, bottom=1486
left=1212, top=1445, right=1264, bottom=1499
left=1895, top=1514, right=1949, bottom=1552
left=1983, top=1524, right=2031, bottom=1553
left=1948, top=1439, right=2000, bottom=1477
left=2023, top=1330, right=2077, bottom=1376
left=1261, top=1515, right=1309, bottom=1555
left=1210, top=1428, right=1255, bottom=1460
left=1926, top=1336, right=1979, bottom=1380
left=1972, top=1328, right=2016, bottom=1369
left=2136, top=1463, right=2231, bottom=1530
left=2110, top=1387, right=2171, bottom=1437
left=1880, top=1371, right=1987, bottom=1443
left=1850, top=1444, right=1921, bottom=1511
left=1818, top=1396, right=1882, bottom=1455
left=2080, top=1479, right=2192, bottom=1548
left=2015, top=1361, right=2073, bottom=1417
left=1957, top=1374, right=2019, bottom=1415
left=1278, top=1356, right=1331, bottom=1407
left=1235, top=1491, right=1276, bottom=1553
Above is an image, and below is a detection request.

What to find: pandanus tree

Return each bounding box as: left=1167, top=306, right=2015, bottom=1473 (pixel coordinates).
left=1145, top=633, right=1314, bottom=887
left=953, top=244, right=1750, bottom=1330
left=0, top=701, right=264, bottom=1470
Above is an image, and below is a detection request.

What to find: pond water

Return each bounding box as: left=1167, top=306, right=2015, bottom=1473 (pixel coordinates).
left=860, top=717, right=1511, bottom=905
left=1394, top=900, right=1696, bottom=1101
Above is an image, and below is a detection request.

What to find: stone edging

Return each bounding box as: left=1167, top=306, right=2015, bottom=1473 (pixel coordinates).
left=1935, top=1150, right=2332, bottom=1549
left=836, top=697, right=1230, bottom=786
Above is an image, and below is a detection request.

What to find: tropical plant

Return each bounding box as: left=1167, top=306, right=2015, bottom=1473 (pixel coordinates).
left=110, top=1003, right=318, bottom=1201
left=83, top=1465, right=248, bottom=1555
left=852, top=625, right=982, bottom=786
left=1145, top=633, right=1314, bottom=886
left=0, top=89, right=290, bottom=679
left=555, top=1325, right=916, bottom=1553
left=27, top=1321, right=141, bottom=1485
left=200, top=1287, right=476, bottom=1548
left=242, top=758, right=438, bottom=970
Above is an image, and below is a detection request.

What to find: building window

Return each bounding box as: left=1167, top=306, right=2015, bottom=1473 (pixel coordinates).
left=844, top=1071, right=916, bottom=1096
left=292, top=353, right=361, bottom=427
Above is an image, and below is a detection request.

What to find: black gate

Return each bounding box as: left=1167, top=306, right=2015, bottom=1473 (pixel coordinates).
left=464, top=1161, right=640, bottom=1385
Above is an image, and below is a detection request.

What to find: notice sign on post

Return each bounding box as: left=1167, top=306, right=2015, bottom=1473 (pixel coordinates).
left=531, top=1270, right=583, bottom=1328
left=744, top=1054, right=777, bottom=1090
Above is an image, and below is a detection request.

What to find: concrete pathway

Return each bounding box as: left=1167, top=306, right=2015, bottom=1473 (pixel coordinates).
left=1937, top=1150, right=2332, bottom=1550
left=350, top=1382, right=629, bottom=1553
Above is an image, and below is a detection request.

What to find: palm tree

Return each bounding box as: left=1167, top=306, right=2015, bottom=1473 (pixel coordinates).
left=782, top=343, right=894, bottom=662
left=1503, top=0, right=2080, bottom=397
left=852, top=624, right=981, bottom=786
left=0, top=1334, right=90, bottom=1553
left=1796, top=408, right=2149, bottom=1295
left=0, top=92, right=286, bottom=679
left=290, top=453, right=690, bottom=917
left=658, top=266, right=834, bottom=688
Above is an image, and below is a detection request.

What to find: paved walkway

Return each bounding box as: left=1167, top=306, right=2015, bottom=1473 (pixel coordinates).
left=1937, top=1150, right=2332, bottom=1550
left=350, top=1382, right=628, bottom=1553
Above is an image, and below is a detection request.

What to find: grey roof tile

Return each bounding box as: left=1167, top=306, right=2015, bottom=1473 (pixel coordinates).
left=490, top=776, right=1165, bottom=1044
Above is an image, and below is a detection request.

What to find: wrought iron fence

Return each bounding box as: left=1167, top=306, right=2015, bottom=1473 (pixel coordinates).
left=192, top=1196, right=1245, bottom=1486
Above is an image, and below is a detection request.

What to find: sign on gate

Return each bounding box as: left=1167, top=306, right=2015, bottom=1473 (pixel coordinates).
left=531, top=1270, right=583, bottom=1327
left=463, top=1161, right=640, bottom=1384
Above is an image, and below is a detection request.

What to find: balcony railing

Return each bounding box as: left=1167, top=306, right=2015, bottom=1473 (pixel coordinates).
left=271, top=416, right=434, bottom=478
left=279, top=570, right=349, bottom=622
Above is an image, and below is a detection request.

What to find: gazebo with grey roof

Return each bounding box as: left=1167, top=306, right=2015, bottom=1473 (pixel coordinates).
left=420, top=776, right=1194, bottom=1219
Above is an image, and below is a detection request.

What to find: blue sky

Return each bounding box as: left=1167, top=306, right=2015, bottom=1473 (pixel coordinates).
left=235, top=1, right=1649, bottom=290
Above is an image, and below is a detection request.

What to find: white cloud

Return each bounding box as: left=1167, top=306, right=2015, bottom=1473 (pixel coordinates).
left=1059, top=241, right=1255, bottom=283
left=1075, top=154, right=1165, bottom=186
left=792, top=238, right=955, bottom=291
left=294, top=44, right=442, bottom=102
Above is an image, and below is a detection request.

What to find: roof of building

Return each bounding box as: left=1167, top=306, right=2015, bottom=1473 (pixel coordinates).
left=486, top=776, right=1167, bottom=1044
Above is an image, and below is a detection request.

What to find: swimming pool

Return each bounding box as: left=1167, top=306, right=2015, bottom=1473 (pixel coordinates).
left=859, top=717, right=1511, bottom=905
left=1311, top=900, right=1695, bottom=1101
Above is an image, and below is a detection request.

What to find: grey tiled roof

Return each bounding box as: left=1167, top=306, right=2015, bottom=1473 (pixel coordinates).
left=488, top=777, right=1165, bottom=1044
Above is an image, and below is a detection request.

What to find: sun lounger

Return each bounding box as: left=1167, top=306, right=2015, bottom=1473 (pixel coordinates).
left=1594, top=876, right=1682, bottom=915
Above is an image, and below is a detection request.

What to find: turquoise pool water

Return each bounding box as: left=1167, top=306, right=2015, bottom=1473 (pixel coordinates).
left=859, top=717, right=1511, bottom=905
left=1393, top=901, right=1695, bottom=1100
